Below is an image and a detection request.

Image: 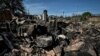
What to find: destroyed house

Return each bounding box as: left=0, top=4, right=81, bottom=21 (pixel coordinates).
left=88, top=16, right=100, bottom=22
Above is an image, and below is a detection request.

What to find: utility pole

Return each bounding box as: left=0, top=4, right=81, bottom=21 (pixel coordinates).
left=63, top=11, right=65, bottom=18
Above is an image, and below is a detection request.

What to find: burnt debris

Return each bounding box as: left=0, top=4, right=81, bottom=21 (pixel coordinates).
left=0, top=11, right=100, bottom=56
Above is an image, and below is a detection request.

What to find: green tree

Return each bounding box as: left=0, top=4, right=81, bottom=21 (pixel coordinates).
left=80, top=12, right=92, bottom=21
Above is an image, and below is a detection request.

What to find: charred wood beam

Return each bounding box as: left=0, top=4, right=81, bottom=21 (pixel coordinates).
left=0, top=34, right=14, bottom=50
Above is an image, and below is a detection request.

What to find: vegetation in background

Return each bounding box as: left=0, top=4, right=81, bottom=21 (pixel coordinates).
left=80, top=12, right=92, bottom=21
left=0, top=0, right=25, bottom=15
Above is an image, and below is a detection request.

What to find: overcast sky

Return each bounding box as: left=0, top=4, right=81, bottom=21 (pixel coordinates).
left=23, top=0, right=100, bottom=16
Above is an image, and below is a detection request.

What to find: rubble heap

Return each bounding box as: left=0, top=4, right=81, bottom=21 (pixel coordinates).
left=0, top=18, right=100, bottom=56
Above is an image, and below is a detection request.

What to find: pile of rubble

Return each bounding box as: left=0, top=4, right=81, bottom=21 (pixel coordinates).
left=0, top=19, right=100, bottom=56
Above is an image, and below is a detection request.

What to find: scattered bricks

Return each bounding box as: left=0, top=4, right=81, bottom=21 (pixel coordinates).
left=87, top=48, right=97, bottom=56
left=64, top=40, right=84, bottom=52
left=77, top=52, right=92, bottom=56
left=20, top=45, right=33, bottom=53
left=45, top=50, right=56, bottom=56
left=64, top=52, right=74, bottom=56
left=70, top=38, right=80, bottom=45
left=53, top=46, right=62, bottom=56
left=95, top=41, right=100, bottom=56
left=36, top=35, right=53, bottom=48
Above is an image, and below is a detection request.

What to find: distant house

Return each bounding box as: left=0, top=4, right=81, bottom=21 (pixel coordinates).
left=71, top=16, right=81, bottom=22
left=88, top=16, right=100, bottom=22
left=24, top=15, right=35, bottom=19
